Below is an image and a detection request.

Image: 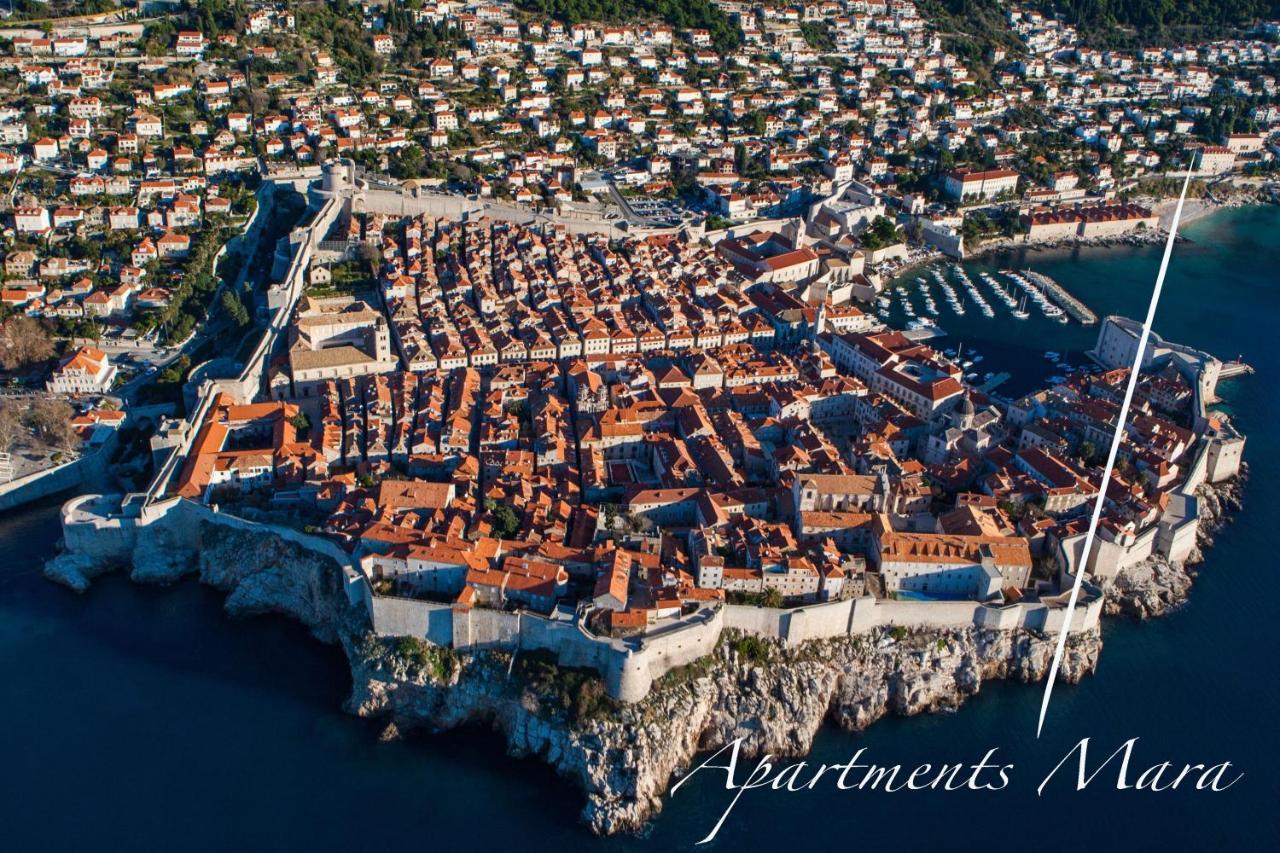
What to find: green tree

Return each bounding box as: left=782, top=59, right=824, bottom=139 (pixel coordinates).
left=1035, top=0, right=1278, bottom=47
left=799, top=21, right=835, bottom=50
left=740, top=111, right=766, bottom=137
left=221, top=290, right=250, bottom=328
left=860, top=215, right=902, bottom=250
left=493, top=504, right=521, bottom=539
left=1077, top=440, right=1099, bottom=465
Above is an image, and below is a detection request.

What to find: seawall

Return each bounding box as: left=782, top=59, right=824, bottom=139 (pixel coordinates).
left=368, top=582, right=1102, bottom=703
left=0, top=446, right=111, bottom=513
left=39, top=493, right=1108, bottom=837
left=347, top=620, right=1103, bottom=835
left=51, top=493, right=370, bottom=620
left=49, top=489, right=1103, bottom=706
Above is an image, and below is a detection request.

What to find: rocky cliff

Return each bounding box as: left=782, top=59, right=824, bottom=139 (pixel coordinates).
left=44, top=511, right=1104, bottom=836
left=62, top=500, right=1256, bottom=836
left=345, top=625, right=1101, bottom=835
left=192, top=522, right=363, bottom=644
left=46, top=520, right=363, bottom=644
left=1103, top=471, right=1245, bottom=619
left=43, top=550, right=120, bottom=592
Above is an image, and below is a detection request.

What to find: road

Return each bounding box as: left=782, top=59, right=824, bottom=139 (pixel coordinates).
left=103, top=184, right=277, bottom=405
left=33, top=53, right=191, bottom=66
left=607, top=183, right=643, bottom=225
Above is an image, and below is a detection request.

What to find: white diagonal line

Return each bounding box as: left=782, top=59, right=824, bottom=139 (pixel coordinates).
left=1035, top=165, right=1195, bottom=738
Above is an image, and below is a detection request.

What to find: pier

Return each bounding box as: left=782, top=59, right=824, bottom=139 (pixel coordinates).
left=1220, top=359, right=1254, bottom=379
left=903, top=326, right=946, bottom=342
left=1022, top=269, right=1097, bottom=325
left=978, top=372, right=1011, bottom=393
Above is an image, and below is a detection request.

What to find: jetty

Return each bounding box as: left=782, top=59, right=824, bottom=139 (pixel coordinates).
left=978, top=372, right=1011, bottom=393
left=1022, top=269, right=1097, bottom=325
left=1220, top=359, right=1254, bottom=379
left=903, top=326, right=946, bottom=342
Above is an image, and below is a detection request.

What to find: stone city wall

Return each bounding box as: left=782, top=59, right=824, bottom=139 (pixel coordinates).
left=368, top=587, right=1101, bottom=703
left=1057, top=428, right=1233, bottom=582
left=60, top=493, right=371, bottom=611
left=61, top=493, right=141, bottom=560
left=723, top=594, right=1102, bottom=642
left=63, top=489, right=1102, bottom=704
left=147, top=191, right=341, bottom=503
left=370, top=595, right=454, bottom=645
left=0, top=442, right=113, bottom=513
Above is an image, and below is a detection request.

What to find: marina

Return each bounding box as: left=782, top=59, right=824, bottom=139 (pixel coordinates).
left=977, top=371, right=1011, bottom=393
left=1002, top=269, right=1068, bottom=323
left=1022, top=269, right=1098, bottom=325
left=874, top=242, right=1167, bottom=398
left=868, top=262, right=1104, bottom=397
left=882, top=263, right=1100, bottom=333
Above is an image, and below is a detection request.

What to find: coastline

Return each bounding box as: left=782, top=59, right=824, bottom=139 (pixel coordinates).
left=38, top=462, right=1245, bottom=835
left=1101, top=472, right=1247, bottom=619
left=347, top=620, right=1103, bottom=835
left=30, top=203, right=1263, bottom=839
left=1153, top=195, right=1221, bottom=230
left=876, top=196, right=1276, bottom=286
left=43, top=516, right=1102, bottom=836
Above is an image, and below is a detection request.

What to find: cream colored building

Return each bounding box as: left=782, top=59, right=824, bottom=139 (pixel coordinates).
left=871, top=515, right=1032, bottom=600
left=289, top=294, right=397, bottom=395
left=46, top=346, right=116, bottom=394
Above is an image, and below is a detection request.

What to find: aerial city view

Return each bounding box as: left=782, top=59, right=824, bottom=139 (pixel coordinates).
left=0, top=0, right=1276, bottom=849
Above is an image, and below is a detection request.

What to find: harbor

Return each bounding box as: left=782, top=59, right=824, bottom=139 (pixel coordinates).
left=876, top=263, right=1098, bottom=330
left=1022, top=269, right=1098, bottom=325
left=873, top=233, right=1204, bottom=398
left=977, top=371, right=1011, bottom=393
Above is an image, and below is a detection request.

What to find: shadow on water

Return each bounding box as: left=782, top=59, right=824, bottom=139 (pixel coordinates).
left=0, top=498, right=586, bottom=851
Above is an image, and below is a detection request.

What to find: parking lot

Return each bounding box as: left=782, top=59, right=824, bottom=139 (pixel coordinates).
left=623, top=196, right=686, bottom=228
left=600, top=181, right=686, bottom=229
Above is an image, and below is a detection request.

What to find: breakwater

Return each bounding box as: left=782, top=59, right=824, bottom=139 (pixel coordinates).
left=1023, top=269, right=1097, bottom=324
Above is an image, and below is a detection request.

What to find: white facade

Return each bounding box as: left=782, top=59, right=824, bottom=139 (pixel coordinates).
left=46, top=347, right=116, bottom=395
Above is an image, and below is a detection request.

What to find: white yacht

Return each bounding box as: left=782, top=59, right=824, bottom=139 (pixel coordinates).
left=1010, top=294, right=1030, bottom=320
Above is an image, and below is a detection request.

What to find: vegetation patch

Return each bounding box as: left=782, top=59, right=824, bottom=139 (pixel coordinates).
left=390, top=636, right=458, bottom=682
left=1035, top=0, right=1280, bottom=48
left=513, top=649, right=619, bottom=723
left=725, top=629, right=775, bottom=665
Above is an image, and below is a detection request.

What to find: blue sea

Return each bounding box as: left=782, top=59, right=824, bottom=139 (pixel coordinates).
left=2, top=206, right=1277, bottom=850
